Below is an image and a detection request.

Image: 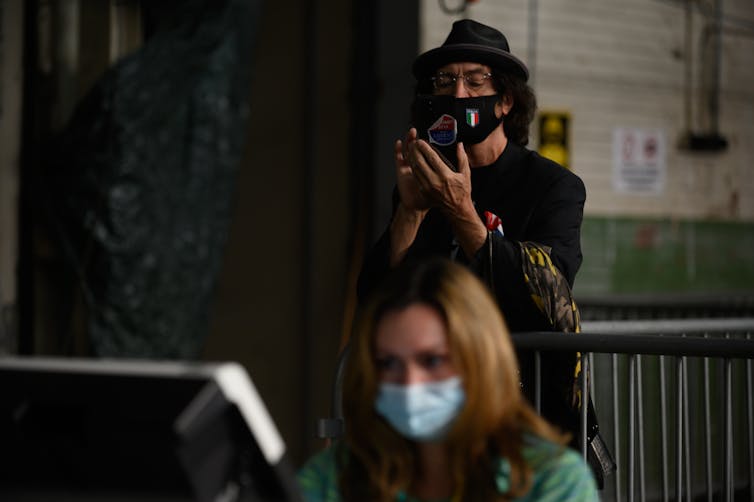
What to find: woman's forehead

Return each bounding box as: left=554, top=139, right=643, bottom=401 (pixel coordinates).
left=373, top=304, right=448, bottom=354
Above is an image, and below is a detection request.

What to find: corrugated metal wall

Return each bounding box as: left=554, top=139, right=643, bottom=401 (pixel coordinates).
left=419, top=0, right=754, bottom=221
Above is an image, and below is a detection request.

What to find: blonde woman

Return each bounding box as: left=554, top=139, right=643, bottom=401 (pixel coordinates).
left=299, top=259, right=597, bottom=501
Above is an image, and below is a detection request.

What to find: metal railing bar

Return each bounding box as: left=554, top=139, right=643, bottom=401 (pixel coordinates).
left=703, top=341, right=713, bottom=502
left=589, top=352, right=596, bottom=401
left=613, top=353, right=622, bottom=502
left=581, top=352, right=588, bottom=459
left=333, top=344, right=349, bottom=419
left=629, top=354, right=636, bottom=502
left=510, top=332, right=754, bottom=358
left=660, top=355, right=669, bottom=502
left=637, top=355, right=646, bottom=502
left=582, top=318, right=754, bottom=334
left=682, top=355, right=691, bottom=502
left=724, top=343, right=733, bottom=502
left=576, top=293, right=754, bottom=311
left=676, top=356, right=683, bottom=502
left=748, top=333, right=754, bottom=502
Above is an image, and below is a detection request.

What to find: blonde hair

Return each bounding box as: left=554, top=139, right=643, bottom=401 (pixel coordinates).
left=340, top=258, right=567, bottom=501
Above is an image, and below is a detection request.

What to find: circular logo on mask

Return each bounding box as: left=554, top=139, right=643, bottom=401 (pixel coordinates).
left=427, top=114, right=457, bottom=146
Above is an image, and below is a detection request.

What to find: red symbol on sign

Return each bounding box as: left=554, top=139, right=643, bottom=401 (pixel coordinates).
left=644, top=137, right=657, bottom=159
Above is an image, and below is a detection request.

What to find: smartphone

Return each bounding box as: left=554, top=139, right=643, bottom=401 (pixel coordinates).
left=410, top=95, right=459, bottom=171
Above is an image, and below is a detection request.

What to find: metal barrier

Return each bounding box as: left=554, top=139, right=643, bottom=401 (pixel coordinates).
left=577, top=293, right=754, bottom=320
left=513, top=318, right=754, bottom=502
left=319, top=319, right=754, bottom=502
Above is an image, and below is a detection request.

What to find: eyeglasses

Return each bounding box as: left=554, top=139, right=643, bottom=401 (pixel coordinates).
left=431, top=70, right=493, bottom=91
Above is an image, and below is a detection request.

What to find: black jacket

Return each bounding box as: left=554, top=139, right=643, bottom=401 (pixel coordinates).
left=358, top=141, right=585, bottom=331
left=357, top=142, right=587, bottom=436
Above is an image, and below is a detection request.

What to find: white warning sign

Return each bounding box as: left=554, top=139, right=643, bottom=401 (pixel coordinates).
left=613, top=128, right=666, bottom=194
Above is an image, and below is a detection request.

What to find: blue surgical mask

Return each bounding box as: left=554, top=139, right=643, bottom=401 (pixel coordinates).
left=375, top=376, right=465, bottom=441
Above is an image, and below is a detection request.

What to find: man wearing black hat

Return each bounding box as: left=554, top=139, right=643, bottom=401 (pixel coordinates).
left=358, top=18, right=602, bottom=482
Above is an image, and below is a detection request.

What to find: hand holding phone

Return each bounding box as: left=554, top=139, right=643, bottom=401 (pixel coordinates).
left=411, top=93, right=502, bottom=173
left=411, top=96, right=459, bottom=171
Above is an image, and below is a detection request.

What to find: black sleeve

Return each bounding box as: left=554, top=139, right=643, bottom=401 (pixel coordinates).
left=356, top=227, right=392, bottom=305
left=359, top=166, right=586, bottom=313
left=523, top=171, right=586, bottom=287
left=465, top=168, right=585, bottom=329
left=357, top=187, right=402, bottom=305
left=465, top=231, right=548, bottom=332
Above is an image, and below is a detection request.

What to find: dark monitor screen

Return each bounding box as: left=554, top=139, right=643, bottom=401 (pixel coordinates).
left=0, top=357, right=302, bottom=502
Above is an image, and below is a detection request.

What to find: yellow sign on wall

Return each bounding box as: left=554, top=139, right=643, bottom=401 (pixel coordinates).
left=538, top=112, right=571, bottom=170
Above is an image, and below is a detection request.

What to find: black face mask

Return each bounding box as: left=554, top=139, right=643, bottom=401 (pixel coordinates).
left=411, top=94, right=503, bottom=146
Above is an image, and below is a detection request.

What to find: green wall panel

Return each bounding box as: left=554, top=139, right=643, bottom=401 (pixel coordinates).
left=576, top=217, right=754, bottom=295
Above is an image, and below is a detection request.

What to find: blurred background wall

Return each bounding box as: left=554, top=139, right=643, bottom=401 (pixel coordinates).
left=417, top=0, right=754, bottom=298
left=0, top=0, right=752, bottom=468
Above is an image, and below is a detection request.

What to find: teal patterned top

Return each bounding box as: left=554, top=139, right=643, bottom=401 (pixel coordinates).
left=297, top=435, right=599, bottom=501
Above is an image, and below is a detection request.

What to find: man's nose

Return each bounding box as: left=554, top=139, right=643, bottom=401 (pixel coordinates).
left=453, top=78, right=469, bottom=98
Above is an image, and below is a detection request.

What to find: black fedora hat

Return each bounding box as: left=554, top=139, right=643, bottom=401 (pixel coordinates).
left=413, top=19, right=529, bottom=81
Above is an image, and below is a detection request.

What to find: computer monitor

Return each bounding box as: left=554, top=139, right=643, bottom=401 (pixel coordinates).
left=0, top=357, right=302, bottom=502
